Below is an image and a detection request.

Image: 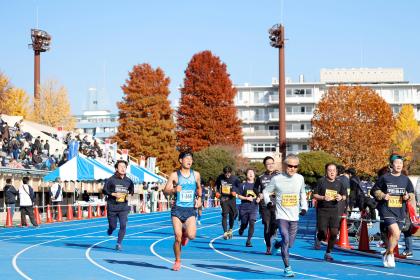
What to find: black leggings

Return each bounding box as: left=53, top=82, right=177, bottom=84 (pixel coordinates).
left=221, top=198, right=237, bottom=232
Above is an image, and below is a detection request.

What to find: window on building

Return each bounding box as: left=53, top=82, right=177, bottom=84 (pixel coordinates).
left=252, top=143, right=276, bottom=152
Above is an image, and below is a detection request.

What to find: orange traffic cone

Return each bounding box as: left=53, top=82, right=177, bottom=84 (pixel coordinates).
left=76, top=205, right=83, bottom=220
left=46, top=205, right=53, bottom=223
left=358, top=214, right=371, bottom=252
left=336, top=214, right=352, bottom=249
left=103, top=204, right=107, bottom=217
left=34, top=206, right=42, bottom=225
left=87, top=205, right=93, bottom=219
left=67, top=204, right=73, bottom=221
left=96, top=204, right=102, bottom=217
left=56, top=205, right=63, bottom=222
left=158, top=201, right=162, bottom=212
left=5, top=207, right=13, bottom=227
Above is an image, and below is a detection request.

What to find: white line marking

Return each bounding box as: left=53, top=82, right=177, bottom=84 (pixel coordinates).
left=150, top=220, right=235, bottom=280
left=208, top=224, right=335, bottom=280
left=86, top=213, right=220, bottom=279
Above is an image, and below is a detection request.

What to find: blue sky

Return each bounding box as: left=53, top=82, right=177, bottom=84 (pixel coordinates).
left=1, top=0, right=419, bottom=114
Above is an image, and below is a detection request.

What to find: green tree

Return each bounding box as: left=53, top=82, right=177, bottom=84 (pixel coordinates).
left=192, top=145, right=237, bottom=183
left=177, top=50, right=243, bottom=152
left=298, top=151, right=341, bottom=186
left=311, top=85, right=394, bottom=176
left=114, top=63, right=177, bottom=174
left=391, top=104, right=420, bottom=162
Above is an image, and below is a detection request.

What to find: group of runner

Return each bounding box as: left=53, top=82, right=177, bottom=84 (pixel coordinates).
left=102, top=151, right=415, bottom=275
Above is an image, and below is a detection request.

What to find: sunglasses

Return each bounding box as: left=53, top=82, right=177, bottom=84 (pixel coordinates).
left=287, top=164, right=299, bottom=169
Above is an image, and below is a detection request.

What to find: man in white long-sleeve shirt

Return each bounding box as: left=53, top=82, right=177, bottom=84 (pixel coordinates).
left=18, top=177, right=39, bottom=227
left=263, top=154, right=308, bottom=278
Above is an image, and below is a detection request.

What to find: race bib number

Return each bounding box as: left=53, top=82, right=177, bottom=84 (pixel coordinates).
left=222, top=185, right=231, bottom=195
left=246, top=190, right=256, bottom=198
left=325, top=189, right=338, bottom=200
left=180, top=190, right=194, bottom=203
left=282, top=194, right=298, bottom=207
left=388, top=196, right=403, bottom=208
left=116, top=194, right=127, bottom=203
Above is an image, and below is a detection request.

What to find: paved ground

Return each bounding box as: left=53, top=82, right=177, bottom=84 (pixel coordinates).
left=1, top=208, right=419, bottom=280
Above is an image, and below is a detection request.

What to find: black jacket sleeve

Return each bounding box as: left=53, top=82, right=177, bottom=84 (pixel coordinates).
left=102, top=179, right=113, bottom=196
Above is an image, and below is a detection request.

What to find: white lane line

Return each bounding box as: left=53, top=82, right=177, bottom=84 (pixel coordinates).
left=208, top=225, right=335, bottom=280
left=2, top=214, right=167, bottom=242
left=85, top=213, right=220, bottom=279
left=11, top=209, right=220, bottom=280
left=291, top=252, right=420, bottom=279
left=11, top=215, right=176, bottom=280
left=150, top=220, right=234, bottom=280
left=0, top=211, right=168, bottom=236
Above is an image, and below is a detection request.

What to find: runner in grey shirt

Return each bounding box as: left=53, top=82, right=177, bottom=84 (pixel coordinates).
left=263, top=154, right=308, bottom=278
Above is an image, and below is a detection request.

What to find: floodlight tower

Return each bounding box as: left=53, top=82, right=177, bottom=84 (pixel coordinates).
left=29, top=28, right=51, bottom=108
left=269, top=24, right=286, bottom=160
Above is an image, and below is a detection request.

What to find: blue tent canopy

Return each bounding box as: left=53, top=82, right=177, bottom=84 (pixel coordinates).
left=43, top=156, right=113, bottom=182
left=128, top=164, right=166, bottom=183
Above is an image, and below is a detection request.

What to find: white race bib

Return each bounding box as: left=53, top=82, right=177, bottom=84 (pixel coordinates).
left=180, top=190, right=194, bottom=203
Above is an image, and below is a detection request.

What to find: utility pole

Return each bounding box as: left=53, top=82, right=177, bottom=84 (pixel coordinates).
left=269, top=24, right=286, bottom=160
left=29, top=29, right=51, bottom=110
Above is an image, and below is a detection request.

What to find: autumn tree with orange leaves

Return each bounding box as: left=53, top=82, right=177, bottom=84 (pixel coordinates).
left=114, top=64, right=177, bottom=174
left=310, top=85, right=394, bottom=175
left=177, top=50, right=243, bottom=152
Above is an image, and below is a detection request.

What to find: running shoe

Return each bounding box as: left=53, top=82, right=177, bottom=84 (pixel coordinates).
left=172, top=260, right=181, bottom=271
left=197, top=220, right=201, bottom=225
left=382, top=253, right=389, bottom=268
left=228, top=229, right=233, bottom=239
left=115, top=243, right=122, bottom=251
left=107, top=228, right=113, bottom=236
left=246, top=241, right=252, bottom=247
left=223, top=231, right=229, bottom=240
left=272, top=239, right=281, bottom=255
left=401, top=250, right=413, bottom=258
left=324, top=253, right=334, bottom=262
left=284, top=266, right=295, bottom=277
left=387, top=253, right=395, bottom=268
left=181, top=228, right=189, bottom=246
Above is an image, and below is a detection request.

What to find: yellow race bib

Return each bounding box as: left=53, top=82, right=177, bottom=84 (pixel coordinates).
left=388, top=196, right=403, bottom=208
left=282, top=194, right=298, bottom=207
left=222, top=185, right=231, bottom=195
left=116, top=193, right=127, bottom=203
left=325, top=189, right=338, bottom=200
left=246, top=190, right=256, bottom=198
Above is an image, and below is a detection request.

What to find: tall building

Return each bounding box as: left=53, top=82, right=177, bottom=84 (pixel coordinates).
left=235, top=68, right=420, bottom=160
left=74, top=88, right=119, bottom=141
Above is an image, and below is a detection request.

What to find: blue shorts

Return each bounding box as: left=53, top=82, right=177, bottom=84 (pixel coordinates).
left=239, top=207, right=258, bottom=225
left=171, top=205, right=196, bottom=223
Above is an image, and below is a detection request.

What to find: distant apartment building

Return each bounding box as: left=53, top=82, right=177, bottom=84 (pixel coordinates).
left=74, top=88, right=119, bottom=141
left=234, top=68, right=420, bottom=160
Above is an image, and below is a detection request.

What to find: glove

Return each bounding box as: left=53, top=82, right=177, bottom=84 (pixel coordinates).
left=299, top=209, right=307, bottom=216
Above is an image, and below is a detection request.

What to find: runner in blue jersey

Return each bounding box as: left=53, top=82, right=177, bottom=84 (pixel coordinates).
left=163, top=151, right=202, bottom=271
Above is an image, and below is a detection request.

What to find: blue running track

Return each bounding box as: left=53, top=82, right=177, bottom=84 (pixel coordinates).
left=1, top=208, right=419, bottom=279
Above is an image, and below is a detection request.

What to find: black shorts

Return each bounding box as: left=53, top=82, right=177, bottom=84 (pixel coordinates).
left=171, top=205, right=196, bottom=223
left=382, top=217, right=404, bottom=230
left=317, top=207, right=341, bottom=230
